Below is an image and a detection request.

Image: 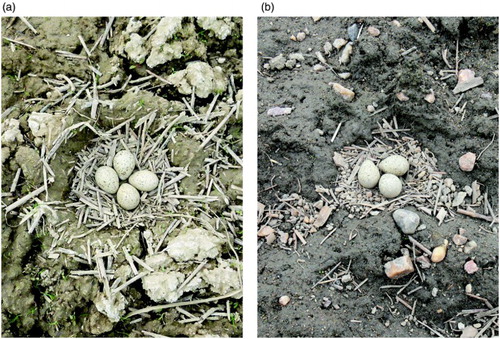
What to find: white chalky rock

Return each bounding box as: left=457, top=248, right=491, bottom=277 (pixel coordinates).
left=1, top=119, right=23, bottom=147
left=95, top=166, right=119, bottom=194
left=128, top=170, right=159, bottom=192
left=167, top=228, right=224, bottom=262
left=202, top=263, right=242, bottom=295
left=142, top=271, right=185, bottom=303
left=378, top=155, right=409, bottom=176
left=94, top=291, right=127, bottom=323
left=358, top=160, right=380, bottom=188
left=113, top=150, right=136, bottom=180
left=379, top=173, right=403, bottom=198
left=116, top=183, right=140, bottom=210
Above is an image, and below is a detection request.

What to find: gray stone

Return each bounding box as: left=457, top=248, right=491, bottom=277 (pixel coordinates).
left=269, top=54, right=286, bottom=70
left=392, top=209, right=420, bottom=234
left=94, top=292, right=127, bottom=323
left=464, top=240, right=477, bottom=254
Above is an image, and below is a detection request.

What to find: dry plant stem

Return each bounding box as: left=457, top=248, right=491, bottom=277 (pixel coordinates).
left=408, top=236, right=432, bottom=256
left=126, top=289, right=242, bottom=318
left=416, top=319, right=445, bottom=338
left=330, top=121, right=343, bottom=143
left=4, top=37, right=36, bottom=49
left=5, top=186, right=46, bottom=213
left=420, top=17, right=436, bottom=33
left=199, top=101, right=240, bottom=150
left=19, top=17, right=38, bottom=34
left=312, top=262, right=341, bottom=288
left=477, top=133, right=496, bottom=160
left=457, top=208, right=497, bottom=223
left=99, top=17, right=115, bottom=48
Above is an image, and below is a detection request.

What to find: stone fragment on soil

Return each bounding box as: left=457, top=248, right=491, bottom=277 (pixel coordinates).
left=459, top=152, right=476, bottom=172
left=266, top=232, right=276, bottom=244
left=94, top=291, right=127, bottom=322
left=167, top=228, right=223, bottom=261
left=453, top=69, right=484, bottom=94
left=267, top=107, right=293, bottom=116
left=197, top=17, right=234, bottom=40
left=330, top=82, right=355, bottom=101
left=333, top=38, right=347, bottom=50
left=464, top=240, right=477, bottom=254
left=15, top=146, right=42, bottom=186
left=279, top=295, right=291, bottom=306
left=269, top=54, right=287, bottom=70
left=452, top=234, right=468, bottom=246
left=464, top=260, right=479, bottom=274
left=384, top=255, right=414, bottom=279
left=333, top=152, right=349, bottom=169
left=416, top=255, right=431, bottom=269
left=296, top=32, right=306, bottom=41
left=392, top=209, right=420, bottom=234
left=452, top=192, right=467, bottom=207
left=460, top=325, right=478, bottom=338
left=258, top=225, right=274, bottom=237
left=339, top=42, right=353, bottom=64
left=313, top=205, right=333, bottom=227
left=347, top=24, right=360, bottom=41
left=424, top=91, right=436, bottom=103
left=367, top=26, right=380, bottom=37
left=124, top=33, right=148, bottom=64
left=1, top=119, right=23, bottom=147
left=142, top=271, right=185, bottom=302
left=396, top=92, right=409, bottom=101
left=167, top=61, right=227, bottom=98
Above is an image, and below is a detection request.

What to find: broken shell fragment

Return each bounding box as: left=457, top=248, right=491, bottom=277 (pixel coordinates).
left=431, top=240, right=448, bottom=263
left=330, top=82, right=355, bottom=102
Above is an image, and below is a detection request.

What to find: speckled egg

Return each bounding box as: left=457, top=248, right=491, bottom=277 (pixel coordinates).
left=117, top=183, right=140, bottom=210
left=113, top=150, right=136, bottom=180
left=95, top=166, right=119, bottom=194
left=129, top=170, right=159, bottom=192
left=378, top=155, right=409, bottom=176
left=358, top=160, right=380, bottom=189
left=378, top=173, right=402, bottom=198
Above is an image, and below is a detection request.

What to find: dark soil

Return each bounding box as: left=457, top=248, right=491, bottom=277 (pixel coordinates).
left=258, top=17, right=498, bottom=337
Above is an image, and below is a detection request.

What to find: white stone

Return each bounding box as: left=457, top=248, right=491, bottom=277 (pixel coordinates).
left=124, top=33, right=148, bottom=64
left=116, top=183, right=140, bottom=210
left=167, top=61, right=227, bottom=98
left=167, top=228, right=224, bottom=262
left=94, top=292, right=127, bottom=323
left=197, top=17, right=233, bottom=40
left=378, top=155, right=409, bottom=176
left=379, top=174, right=402, bottom=198
left=128, top=170, right=159, bottom=192
left=142, top=271, right=185, bottom=303
left=95, top=166, right=119, bottom=194
left=358, top=160, right=380, bottom=188
left=113, top=150, right=136, bottom=180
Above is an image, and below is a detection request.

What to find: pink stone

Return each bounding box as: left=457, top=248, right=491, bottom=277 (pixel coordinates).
left=457, top=69, right=475, bottom=84
left=459, top=152, right=476, bottom=172
left=384, top=255, right=415, bottom=279
left=452, top=234, right=468, bottom=246
left=367, top=26, right=380, bottom=37
left=464, top=260, right=479, bottom=274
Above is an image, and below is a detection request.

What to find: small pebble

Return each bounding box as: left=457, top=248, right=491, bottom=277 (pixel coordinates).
left=392, top=209, right=420, bottom=235
left=324, top=41, right=333, bottom=55
left=465, top=284, right=472, bottom=293
left=367, top=26, right=380, bottom=37
left=452, top=234, right=468, bottom=246
left=464, top=240, right=477, bottom=254
left=347, top=23, right=360, bottom=41
left=416, top=255, right=431, bottom=269
left=424, top=91, right=436, bottom=103
left=459, top=152, right=476, bottom=172
left=330, top=82, right=355, bottom=101
left=431, top=240, right=448, bottom=263
left=313, top=64, right=326, bottom=72
left=431, top=287, right=438, bottom=297
left=367, top=105, right=375, bottom=113
left=460, top=325, right=478, bottom=338
left=384, top=255, right=414, bottom=279
left=339, top=42, right=353, bottom=65
left=296, top=32, right=306, bottom=42
left=464, top=260, right=479, bottom=274
left=279, top=295, right=291, bottom=306
left=257, top=226, right=274, bottom=237
left=333, top=38, right=347, bottom=50
left=396, top=92, right=409, bottom=101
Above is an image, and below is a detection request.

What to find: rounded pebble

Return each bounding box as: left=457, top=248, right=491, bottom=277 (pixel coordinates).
left=460, top=325, right=478, bottom=338
left=378, top=174, right=402, bottom=198
left=117, top=183, right=140, bottom=210
left=392, top=209, right=420, bottom=234
left=358, top=160, right=380, bottom=188
left=129, top=170, right=159, bottom=192
left=459, top=152, right=476, bottom=172
left=279, top=295, right=290, bottom=306
left=379, top=155, right=410, bottom=176
left=113, top=150, right=136, bottom=180
left=95, top=166, right=119, bottom=194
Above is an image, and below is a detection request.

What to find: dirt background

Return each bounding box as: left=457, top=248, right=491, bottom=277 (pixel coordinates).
left=1, top=17, right=242, bottom=337
left=258, top=17, right=498, bottom=337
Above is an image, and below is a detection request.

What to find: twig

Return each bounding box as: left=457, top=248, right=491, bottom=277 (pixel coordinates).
left=477, top=133, right=496, bottom=160
left=199, top=102, right=239, bottom=150
left=312, top=262, right=341, bottom=289
left=457, top=208, right=496, bottom=223
left=5, top=185, right=46, bottom=213
left=330, top=121, right=343, bottom=143
left=99, top=17, right=115, bottom=48
left=420, top=17, right=436, bottom=33
left=408, top=236, right=432, bottom=256
left=353, top=278, right=368, bottom=292
left=320, top=227, right=337, bottom=245
left=78, top=35, right=91, bottom=57
left=396, top=296, right=413, bottom=311
left=401, top=46, right=417, bottom=56
left=415, top=319, right=445, bottom=338
left=19, top=17, right=38, bottom=34
left=3, top=37, right=36, bottom=49
left=126, top=289, right=242, bottom=318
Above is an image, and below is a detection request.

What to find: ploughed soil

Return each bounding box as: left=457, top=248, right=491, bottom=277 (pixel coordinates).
left=257, top=17, right=498, bottom=337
